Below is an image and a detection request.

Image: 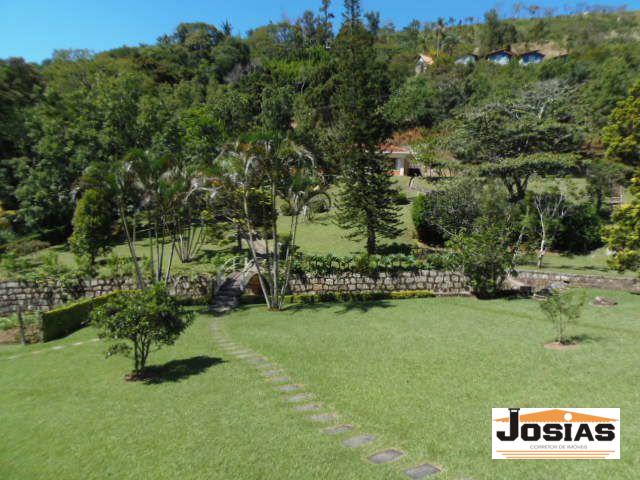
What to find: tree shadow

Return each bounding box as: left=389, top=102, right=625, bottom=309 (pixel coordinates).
left=284, top=299, right=396, bottom=315
left=567, top=333, right=601, bottom=344
left=376, top=242, right=414, bottom=255
left=142, top=356, right=225, bottom=384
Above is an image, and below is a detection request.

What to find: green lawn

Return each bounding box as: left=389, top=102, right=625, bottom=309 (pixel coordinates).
left=0, top=313, right=397, bottom=480
left=517, top=247, right=637, bottom=278
left=225, top=292, right=640, bottom=480
left=2, top=291, right=639, bottom=479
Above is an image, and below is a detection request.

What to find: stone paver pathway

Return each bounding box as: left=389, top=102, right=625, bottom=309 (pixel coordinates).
left=1, top=337, right=100, bottom=361
left=210, top=316, right=460, bottom=479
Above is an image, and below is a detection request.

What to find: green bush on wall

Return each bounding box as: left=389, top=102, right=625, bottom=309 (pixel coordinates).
left=292, top=290, right=436, bottom=304
left=40, top=292, right=122, bottom=342
left=238, top=290, right=436, bottom=306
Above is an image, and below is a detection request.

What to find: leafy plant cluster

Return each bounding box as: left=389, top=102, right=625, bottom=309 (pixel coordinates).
left=290, top=251, right=453, bottom=278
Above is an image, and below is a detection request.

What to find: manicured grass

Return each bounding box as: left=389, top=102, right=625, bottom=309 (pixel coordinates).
left=2, top=292, right=639, bottom=479
left=225, top=291, right=640, bottom=479
left=277, top=177, right=418, bottom=256
left=0, top=313, right=399, bottom=480
left=277, top=206, right=417, bottom=257
left=517, top=247, right=637, bottom=278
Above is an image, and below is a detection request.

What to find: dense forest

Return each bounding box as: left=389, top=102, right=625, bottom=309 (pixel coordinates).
left=1, top=0, right=640, bottom=249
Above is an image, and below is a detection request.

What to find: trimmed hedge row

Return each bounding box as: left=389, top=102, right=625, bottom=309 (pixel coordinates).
left=40, top=292, right=122, bottom=342
left=239, top=290, right=436, bottom=306
left=292, top=290, right=436, bottom=304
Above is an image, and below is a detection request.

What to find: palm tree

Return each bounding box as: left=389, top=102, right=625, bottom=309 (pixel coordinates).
left=193, top=136, right=322, bottom=309
left=434, top=17, right=446, bottom=57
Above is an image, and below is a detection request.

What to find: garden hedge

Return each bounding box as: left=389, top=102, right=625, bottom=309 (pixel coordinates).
left=40, top=292, right=122, bottom=342
left=239, top=290, right=435, bottom=306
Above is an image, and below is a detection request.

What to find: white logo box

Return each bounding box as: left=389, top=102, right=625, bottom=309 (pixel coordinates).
left=492, top=408, right=620, bottom=460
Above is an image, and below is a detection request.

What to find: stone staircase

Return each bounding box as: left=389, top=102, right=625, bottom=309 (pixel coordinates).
left=211, top=239, right=266, bottom=314
left=212, top=272, right=244, bottom=314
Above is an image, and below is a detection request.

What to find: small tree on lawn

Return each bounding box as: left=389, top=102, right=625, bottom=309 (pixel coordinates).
left=540, top=289, right=586, bottom=345
left=91, top=285, right=194, bottom=378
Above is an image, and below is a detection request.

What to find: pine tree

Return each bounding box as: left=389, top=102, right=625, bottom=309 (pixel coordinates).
left=333, top=0, right=403, bottom=254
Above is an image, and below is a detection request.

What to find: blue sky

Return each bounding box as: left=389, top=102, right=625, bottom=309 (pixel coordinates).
left=1, top=0, right=635, bottom=62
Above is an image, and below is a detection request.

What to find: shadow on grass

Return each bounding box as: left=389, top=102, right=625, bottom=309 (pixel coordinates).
left=285, top=300, right=396, bottom=315
left=142, top=356, right=225, bottom=384
left=565, top=334, right=602, bottom=344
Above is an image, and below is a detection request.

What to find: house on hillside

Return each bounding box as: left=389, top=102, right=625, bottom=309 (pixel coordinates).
left=415, top=54, right=435, bottom=74
left=519, top=50, right=545, bottom=65
left=454, top=54, right=478, bottom=66
left=486, top=49, right=514, bottom=65
left=382, top=144, right=420, bottom=176
left=512, top=42, right=569, bottom=64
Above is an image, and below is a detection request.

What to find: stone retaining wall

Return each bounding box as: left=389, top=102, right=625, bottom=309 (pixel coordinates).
left=515, top=270, right=640, bottom=293
left=0, top=275, right=215, bottom=316
left=288, top=270, right=470, bottom=295
left=3, top=268, right=636, bottom=317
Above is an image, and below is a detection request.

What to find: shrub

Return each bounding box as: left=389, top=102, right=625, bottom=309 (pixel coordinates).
left=540, top=290, right=586, bottom=344
left=553, top=201, right=603, bottom=254
left=291, top=252, right=446, bottom=278
left=309, top=198, right=330, bottom=214
left=279, top=201, right=295, bottom=216
left=393, top=190, right=410, bottom=205
left=41, top=292, right=121, bottom=342
left=0, top=252, right=38, bottom=281
left=69, top=188, right=115, bottom=266
left=91, top=285, right=194, bottom=377
left=101, top=252, right=137, bottom=279
left=0, top=311, right=39, bottom=331
left=447, top=218, right=515, bottom=298
left=5, top=238, right=50, bottom=257
left=411, top=177, right=483, bottom=246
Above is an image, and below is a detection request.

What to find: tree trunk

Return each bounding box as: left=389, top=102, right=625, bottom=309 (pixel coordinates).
left=366, top=220, right=376, bottom=254
left=271, top=183, right=280, bottom=309
left=243, top=193, right=272, bottom=309
left=537, top=232, right=546, bottom=269
left=119, top=203, right=145, bottom=289
left=236, top=226, right=242, bottom=252
left=17, top=306, right=26, bottom=346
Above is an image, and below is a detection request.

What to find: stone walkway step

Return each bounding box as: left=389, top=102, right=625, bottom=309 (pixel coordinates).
left=369, top=449, right=405, bottom=464
left=286, top=393, right=313, bottom=403
left=343, top=434, right=376, bottom=448
left=277, top=384, right=302, bottom=392
left=323, top=424, right=354, bottom=435
left=308, top=412, right=338, bottom=423
left=404, top=463, right=441, bottom=479
left=294, top=403, right=322, bottom=412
